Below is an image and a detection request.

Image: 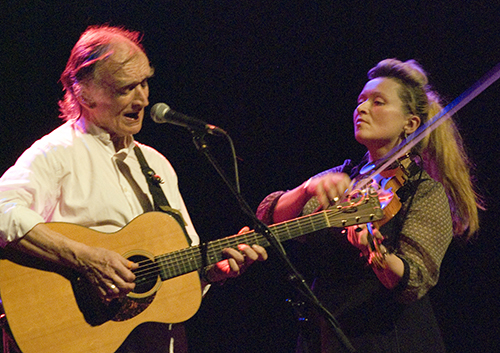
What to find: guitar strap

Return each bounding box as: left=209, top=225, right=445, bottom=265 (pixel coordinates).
left=133, top=145, right=192, bottom=246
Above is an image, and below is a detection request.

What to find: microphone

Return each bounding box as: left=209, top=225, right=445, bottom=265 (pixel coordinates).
left=150, top=103, right=226, bottom=136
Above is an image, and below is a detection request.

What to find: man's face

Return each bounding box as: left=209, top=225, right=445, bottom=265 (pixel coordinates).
left=83, top=39, right=154, bottom=148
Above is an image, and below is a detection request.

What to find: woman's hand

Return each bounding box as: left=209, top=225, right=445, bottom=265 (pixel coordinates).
left=346, top=224, right=383, bottom=256
left=272, top=172, right=351, bottom=223
left=346, top=224, right=404, bottom=288
left=302, top=172, right=351, bottom=209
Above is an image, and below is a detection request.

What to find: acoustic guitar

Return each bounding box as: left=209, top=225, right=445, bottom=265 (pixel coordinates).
left=0, top=193, right=383, bottom=353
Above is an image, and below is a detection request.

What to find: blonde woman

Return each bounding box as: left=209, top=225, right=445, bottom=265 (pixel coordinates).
left=257, top=59, right=481, bottom=353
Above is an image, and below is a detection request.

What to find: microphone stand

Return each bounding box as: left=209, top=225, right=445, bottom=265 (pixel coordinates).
left=190, top=130, right=356, bottom=353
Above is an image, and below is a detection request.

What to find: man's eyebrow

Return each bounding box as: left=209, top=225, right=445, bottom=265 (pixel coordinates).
left=119, top=69, right=155, bottom=88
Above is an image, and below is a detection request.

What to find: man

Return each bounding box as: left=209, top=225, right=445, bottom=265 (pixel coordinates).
left=0, top=25, right=267, bottom=352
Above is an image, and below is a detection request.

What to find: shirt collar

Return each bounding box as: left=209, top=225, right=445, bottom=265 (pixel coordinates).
left=74, top=118, right=136, bottom=155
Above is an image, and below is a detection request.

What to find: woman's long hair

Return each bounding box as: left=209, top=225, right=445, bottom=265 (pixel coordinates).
left=368, top=59, right=482, bottom=238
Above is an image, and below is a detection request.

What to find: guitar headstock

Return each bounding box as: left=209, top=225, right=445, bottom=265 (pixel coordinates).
left=325, top=192, right=384, bottom=228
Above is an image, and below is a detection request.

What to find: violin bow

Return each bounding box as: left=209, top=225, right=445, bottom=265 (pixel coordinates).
left=354, top=61, right=500, bottom=191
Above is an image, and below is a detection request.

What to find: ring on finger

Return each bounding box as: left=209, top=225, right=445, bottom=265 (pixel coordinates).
left=330, top=196, right=339, bottom=204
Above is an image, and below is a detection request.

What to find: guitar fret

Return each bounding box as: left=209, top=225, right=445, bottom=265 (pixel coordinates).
left=154, top=194, right=381, bottom=281
left=0, top=194, right=384, bottom=353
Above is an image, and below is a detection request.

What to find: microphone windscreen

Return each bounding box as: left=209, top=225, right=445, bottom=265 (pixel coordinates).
left=150, top=103, right=170, bottom=123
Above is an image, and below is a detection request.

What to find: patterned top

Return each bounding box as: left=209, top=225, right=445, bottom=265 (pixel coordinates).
left=256, top=158, right=453, bottom=304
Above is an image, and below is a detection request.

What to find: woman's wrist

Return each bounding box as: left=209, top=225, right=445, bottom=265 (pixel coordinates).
left=302, top=178, right=313, bottom=198
left=362, top=243, right=391, bottom=269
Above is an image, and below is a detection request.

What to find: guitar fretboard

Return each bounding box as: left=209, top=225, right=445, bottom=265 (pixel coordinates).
left=154, top=194, right=382, bottom=281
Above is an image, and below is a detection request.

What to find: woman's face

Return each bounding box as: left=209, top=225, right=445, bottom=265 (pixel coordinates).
left=353, top=77, right=414, bottom=159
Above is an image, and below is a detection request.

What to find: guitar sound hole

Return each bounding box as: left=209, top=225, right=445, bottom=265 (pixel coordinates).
left=128, top=255, right=160, bottom=294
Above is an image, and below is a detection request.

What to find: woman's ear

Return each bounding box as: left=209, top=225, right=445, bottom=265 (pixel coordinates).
left=405, top=115, right=421, bottom=135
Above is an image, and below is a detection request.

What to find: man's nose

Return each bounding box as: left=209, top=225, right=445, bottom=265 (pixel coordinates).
left=133, top=85, right=149, bottom=107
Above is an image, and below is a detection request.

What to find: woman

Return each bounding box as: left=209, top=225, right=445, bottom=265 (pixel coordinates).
left=257, top=59, right=481, bottom=352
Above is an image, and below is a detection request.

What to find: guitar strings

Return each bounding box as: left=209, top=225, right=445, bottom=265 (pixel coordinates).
left=131, top=209, right=332, bottom=275
left=128, top=206, right=353, bottom=288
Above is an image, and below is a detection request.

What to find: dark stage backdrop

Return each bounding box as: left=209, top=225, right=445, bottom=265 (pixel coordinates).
left=1, top=1, right=499, bottom=352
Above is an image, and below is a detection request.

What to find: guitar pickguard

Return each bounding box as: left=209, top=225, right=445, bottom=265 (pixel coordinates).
left=0, top=207, right=380, bottom=353
left=70, top=280, right=158, bottom=326
left=112, top=294, right=156, bottom=322
left=71, top=275, right=121, bottom=326
left=71, top=253, right=161, bottom=326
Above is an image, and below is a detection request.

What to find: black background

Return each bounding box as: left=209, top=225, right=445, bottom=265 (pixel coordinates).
left=1, top=1, right=499, bottom=352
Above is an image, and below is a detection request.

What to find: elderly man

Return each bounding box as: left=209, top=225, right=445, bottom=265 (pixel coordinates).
left=0, top=25, right=266, bottom=353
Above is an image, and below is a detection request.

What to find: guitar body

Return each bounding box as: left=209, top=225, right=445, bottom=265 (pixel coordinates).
left=0, top=212, right=202, bottom=353
left=0, top=193, right=384, bottom=352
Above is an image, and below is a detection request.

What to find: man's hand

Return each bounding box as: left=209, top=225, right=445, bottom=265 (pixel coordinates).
left=75, top=246, right=139, bottom=299
left=202, top=226, right=268, bottom=283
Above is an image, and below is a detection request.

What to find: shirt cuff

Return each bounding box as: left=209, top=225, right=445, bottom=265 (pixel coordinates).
left=0, top=206, right=45, bottom=246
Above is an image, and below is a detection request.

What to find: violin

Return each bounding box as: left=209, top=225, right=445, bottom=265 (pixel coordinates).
left=352, top=154, right=419, bottom=269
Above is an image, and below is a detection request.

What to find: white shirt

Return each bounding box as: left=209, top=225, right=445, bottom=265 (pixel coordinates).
left=0, top=118, right=199, bottom=247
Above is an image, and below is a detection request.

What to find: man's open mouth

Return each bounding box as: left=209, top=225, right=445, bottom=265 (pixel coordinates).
left=124, top=112, right=139, bottom=120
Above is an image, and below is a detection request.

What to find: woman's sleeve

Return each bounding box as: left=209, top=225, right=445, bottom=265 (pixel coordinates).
left=395, top=179, right=453, bottom=303
left=256, top=191, right=287, bottom=225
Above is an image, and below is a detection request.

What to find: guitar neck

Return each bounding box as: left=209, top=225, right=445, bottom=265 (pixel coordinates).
left=155, top=193, right=383, bottom=281
left=0, top=193, right=381, bottom=353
